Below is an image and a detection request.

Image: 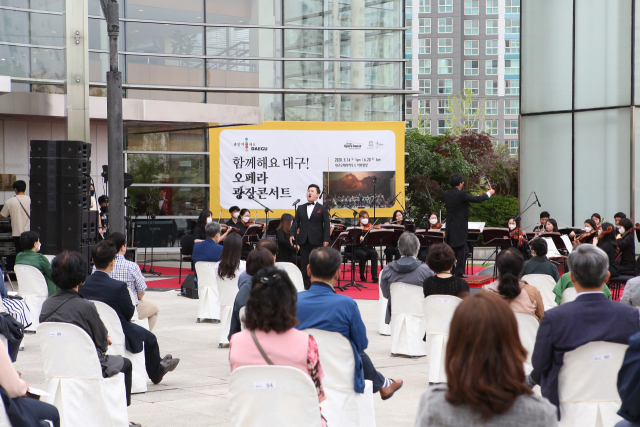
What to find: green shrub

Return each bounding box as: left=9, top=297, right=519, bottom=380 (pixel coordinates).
left=468, top=195, right=518, bottom=228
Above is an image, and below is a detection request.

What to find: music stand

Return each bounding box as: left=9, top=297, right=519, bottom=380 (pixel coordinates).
left=425, top=231, right=445, bottom=246
left=333, top=227, right=364, bottom=291
left=481, top=228, right=512, bottom=277
left=243, top=224, right=264, bottom=247
left=365, top=229, right=394, bottom=271
left=266, top=220, right=280, bottom=238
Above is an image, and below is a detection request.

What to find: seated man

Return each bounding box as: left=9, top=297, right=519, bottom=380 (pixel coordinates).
left=98, top=232, right=161, bottom=331
left=531, top=244, right=640, bottom=412
left=617, top=331, right=640, bottom=427
left=192, top=221, right=224, bottom=264
left=380, top=232, right=434, bottom=324
left=296, top=246, right=403, bottom=399
left=80, top=241, right=179, bottom=385
left=520, top=238, right=560, bottom=282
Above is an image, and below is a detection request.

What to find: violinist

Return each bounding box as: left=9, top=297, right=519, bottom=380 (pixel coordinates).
left=428, top=213, right=443, bottom=231
left=275, top=213, right=298, bottom=264
left=194, top=209, right=212, bottom=242
left=569, top=219, right=597, bottom=245
left=594, top=222, right=618, bottom=278
left=507, top=216, right=531, bottom=259
left=349, top=210, right=379, bottom=283
left=237, top=209, right=266, bottom=258
left=384, top=210, right=404, bottom=265
left=591, top=213, right=602, bottom=230
left=225, top=206, right=242, bottom=234
left=616, top=218, right=636, bottom=275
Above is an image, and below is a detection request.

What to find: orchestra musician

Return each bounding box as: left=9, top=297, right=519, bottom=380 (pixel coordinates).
left=230, top=208, right=266, bottom=258
left=275, top=213, right=299, bottom=265
left=543, top=218, right=559, bottom=233
left=594, top=222, right=618, bottom=278
left=616, top=218, right=636, bottom=276
left=225, top=206, right=242, bottom=232
left=533, top=211, right=550, bottom=233
left=506, top=216, right=531, bottom=259
left=383, top=210, right=405, bottom=265
left=569, top=219, right=597, bottom=245
left=614, top=212, right=627, bottom=235
left=347, top=210, right=379, bottom=283
left=427, top=212, right=443, bottom=231
left=591, top=213, right=602, bottom=229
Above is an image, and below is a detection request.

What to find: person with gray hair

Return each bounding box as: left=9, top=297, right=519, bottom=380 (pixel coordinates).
left=192, top=221, right=226, bottom=265
left=380, top=232, right=434, bottom=324
left=529, top=243, right=640, bottom=412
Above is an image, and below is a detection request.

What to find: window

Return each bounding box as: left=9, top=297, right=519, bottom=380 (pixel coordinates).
left=485, top=120, right=498, bottom=135
left=465, top=120, right=479, bottom=132
left=419, top=0, right=431, bottom=13
left=505, top=59, right=519, bottom=75
left=438, top=119, right=451, bottom=135
left=438, top=0, right=452, bottom=13
left=438, top=79, right=452, bottom=94
left=486, top=0, right=498, bottom=14
left=438, top=99, right=451, bottom=114
left=486, top=80, right=498, bottom=95
left=406, top=3, right=412, bottom=14
left=438, top=38, right=453, bottom=54
left=438, top=17, right=453, bottom=33
left=464, top=20, right=479, bottom=35
left=505, top=79, right=520, bottom=95
left=419, top=59, right=431, bottom=74
left=420, top=118, right=431, bottom=133
left=485, top=99, right=498, bottom=115
left=505, top=39, right=520, bottom=54
left=406, top=99, right=413, bottom=115
left=405, top=39, right=412, bottom=56
left=464, top=40, right=479, bottom=55
left=486, top=40, right=498, bottom=55
left=464, top=80, right=479, bottom=95
left=507, top=139, right=519, bottom=155
left=438, top=58, right=453, bottom=74
left=486, top=19, right=498, bottom=35
left=465, top=100, right=479, bottom=115
left=505, top=0, right=520, bottom=14
left=406, top=62, right=412, bottom=75
left=419, top=99, right=431, bottom=115
left=485, top=60, right=498, bottom=75
left=464, top=0, right=478, bottom=15
left=406, top=119, right=413, bottom=130
left=419, top=38, right=431, bottom=54
left=419, top=18, right=431, bottom=33
left=464, top=60, right=479, bottom=75
left=419, top=79, right=431, bottom=94
left=505, top=119, right=519, bottom=135
left=406, top=79, right=413, bottom=89
left=505, top=18, right=520, bottom=34
left=505, top=99, right=520, bottom=115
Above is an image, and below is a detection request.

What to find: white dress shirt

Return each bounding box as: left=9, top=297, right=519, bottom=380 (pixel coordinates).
left=307, top=202, right=316, bottom=219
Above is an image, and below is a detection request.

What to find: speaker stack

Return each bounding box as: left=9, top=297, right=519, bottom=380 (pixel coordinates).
left=29, top=141, right=99, bottom=265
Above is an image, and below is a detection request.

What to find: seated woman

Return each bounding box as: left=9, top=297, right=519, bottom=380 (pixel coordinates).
left=423, top=244, right=470, bottom=299
left=15, top=230, right=56, bottom=296
left=569, top=219, right=597, bottom=245
left=419, top=213, right=444, bottom=262
left=348, top=211, right=379, bottom=283
left=506, top=216, right=531, bottom=260
left=414, top=292, right=557, bottom=427
left=275, top=213, right=298, bottom=265
left=229, top=267, right=327, bottom=427
left=616, top=218, right=636, bottom=276
left=553, top=271, right=613, bottom=305
left=591, top=213, right=602, bottom=230
left=193, top=209, right=212, bottom=242
left=543, top=218, right=559, bottom=233
left=483, top=248, right=545, bottom=321
left=215, top=233, right=246, bottom=283
left=384, top=210, right=405, bottom=265
left=595, top=222, right=619, bottom=278
left=237, top=209, right=267, bottom=259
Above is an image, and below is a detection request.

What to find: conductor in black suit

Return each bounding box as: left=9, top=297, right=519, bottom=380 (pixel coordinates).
left=290, top=184, right=331, bottom=289
left=443, top=173, right=494, bottom=277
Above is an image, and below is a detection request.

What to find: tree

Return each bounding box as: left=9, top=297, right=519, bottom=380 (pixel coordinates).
left=446, top=89, right=488, bottom=136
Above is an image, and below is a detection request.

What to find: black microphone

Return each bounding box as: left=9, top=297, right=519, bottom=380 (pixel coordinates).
left=292, top=198, right=300, bottom=206
left=236, top=186, right=243, bottom=200
left=534, top=192, right=541, bottom=207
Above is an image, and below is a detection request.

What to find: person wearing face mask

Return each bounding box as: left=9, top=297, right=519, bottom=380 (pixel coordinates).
left=616, top=218, right=637, bottom=276
left=418, top=213, right=444, bottom=263
left=346, top=211, right=379, bottom=283
left=568, top=219, right=597, bottom=245
left=384, top=210, right=405, bottom=265
left=506, top=216, right=531, bottom=260
left=15, top=230, right=57, bottom=296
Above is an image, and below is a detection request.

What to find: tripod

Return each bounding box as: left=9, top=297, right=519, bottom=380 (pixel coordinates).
left=141, top=195, right=162, bottom=276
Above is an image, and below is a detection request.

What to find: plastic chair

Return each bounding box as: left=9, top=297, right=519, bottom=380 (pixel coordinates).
left=558, top=341, right=627, bottom=427
left=179, top=235, right=196, bottom=284
left=423, top=295, right=463, bottom=384
left=218, top=274, right=240, bottom=347
left=91, top=301, right=148, bottom=394
left=229, top=366, right=322, bottom=427
left=514, top=312, right=539, bottom=375
left=195, top=261, right=220, bottom=323
left=378, top=275, right=390, bottom=336
left=274, top=262, right=305, bottom=292
left=43, top=255, right=55, bottom=263
left=561, top=287, right=577, bottom=305
left=302, top=328, right=376, bottom=427
left=389, top=282, right=426, bottom=357
left=15, top=264, right=48, bottom=332
left=238, top=306, right=247, bottom=331
left=521, top=274, right=558, bottom=311
left=37, top=322, right=129, bottom=427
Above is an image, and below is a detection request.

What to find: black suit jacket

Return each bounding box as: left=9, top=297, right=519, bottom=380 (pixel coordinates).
left=290, top=202, right=330, bottom=246
left=442, top=187, right=489, bottom=248
left=79, top=270, right=143, bottom=354
left=532, top=293, right=640, bottom=409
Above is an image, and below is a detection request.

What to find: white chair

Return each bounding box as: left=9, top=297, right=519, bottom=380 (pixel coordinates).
left=195, top=261, right=220, bottom=323
left=514, top=312, right=539, bottom=375
left=37, top=322, right=129, bottom=427
left=275, top=262, right=305, bottom=292
left=239, top=306, right=247, bottom=331
left=521, top=274, right=558, bottom=311
left=378, top=276, right=390, bottom=336
left=43, top=255, right=55, bottom=263
left=558, top=341, right=627, bottom=427
left=423, top=295, right=463, bottom=384
left=126, top=288, right=150, bottom=330
left=92, top=301, right=148, bottom=394
left=218, top=275, right=240, bottom=347
left=389, top=282, right=426, bottom=357
left=302, top=328, right=376, bottom=427
left=561, top=287, right=577, bottom=305
left=229, top=366, right=322, bottom=427
left=15, top=264, right=48, bottom=332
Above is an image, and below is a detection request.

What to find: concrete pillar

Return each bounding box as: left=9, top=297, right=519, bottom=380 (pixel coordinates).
left=65, top=0, right=90, bottom=143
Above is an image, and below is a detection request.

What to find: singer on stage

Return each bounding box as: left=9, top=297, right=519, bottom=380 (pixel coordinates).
left=443, top=173, right=494, bottom=277
left=290, top=184, right=331, bottom=289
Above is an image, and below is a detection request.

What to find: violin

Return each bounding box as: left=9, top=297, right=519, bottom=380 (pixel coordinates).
left=245, top=219, right=266, bottom=226
left=429, top=223, right=442, bottom=230
left=221, top=224, right=240, bottom=232
left=574, top=228, right=597, bottom=245
left=362, top=222, right=382, bottom=231
left=509, top=227, right=528, bottom=248
left=597, top=225, right=614, bottom=241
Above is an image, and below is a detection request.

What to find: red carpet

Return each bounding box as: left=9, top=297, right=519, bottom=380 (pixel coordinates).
left=145, top=278, right=183, bottom=289
left=137, top=264, right=184, bottom=276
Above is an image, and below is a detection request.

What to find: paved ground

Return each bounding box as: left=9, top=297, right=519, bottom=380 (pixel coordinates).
left=10, top=265, right=428, bottom=427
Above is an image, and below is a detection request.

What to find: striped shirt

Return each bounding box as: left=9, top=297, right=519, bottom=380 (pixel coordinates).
left=92, top=254, right=147, bottom=305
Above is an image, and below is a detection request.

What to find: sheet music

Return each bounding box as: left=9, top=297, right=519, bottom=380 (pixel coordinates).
left=561, top=235, right=573, bottom=254
left=543, top=237, right=562, bottom=258
left=439, top=222, right=485, bottom=232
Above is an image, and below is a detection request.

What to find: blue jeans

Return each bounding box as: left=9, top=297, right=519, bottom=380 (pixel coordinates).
left=0, top=268, right=7, bottom=298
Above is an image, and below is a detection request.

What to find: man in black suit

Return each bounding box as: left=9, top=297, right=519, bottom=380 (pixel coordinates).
left=290, top=184, right=331, bottom=289
left=531, top=244, right=640, bottom=412
left=80, top=240, right=180, bottom=384
left=442, top=173, right=494, bottom=277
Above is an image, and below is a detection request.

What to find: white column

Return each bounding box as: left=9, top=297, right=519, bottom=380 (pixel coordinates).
left=65, top=0, right=90, bottom=142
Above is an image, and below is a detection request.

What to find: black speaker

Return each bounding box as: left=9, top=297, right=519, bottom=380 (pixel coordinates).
left=30, top=175, right=89, bottom=194
left=85, top=210, right=99, bottom=242
left=30, top=193, right=89, bottom=213
left=30, top=140, right=91, bottom=159
left=61, top=212, right=89, bottom=246
left=30, top=192, right=58, bottom=212
left=30, top=158, right=90, bottom=177
left=180, top=274, right=198, bottom=299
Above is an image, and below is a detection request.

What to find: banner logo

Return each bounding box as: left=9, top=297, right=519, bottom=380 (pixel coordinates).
left=344, top=140, right=362, bottom=150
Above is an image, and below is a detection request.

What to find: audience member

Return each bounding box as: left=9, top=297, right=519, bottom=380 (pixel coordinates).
left=228, top=247, right=276, bottom=339
left=414, top=292, right=557, bottom=427
left=215, top=233, right=246, bottom=281
left=622, top=276, right=640, bottom=307
left=229, top=267, right=327, bottom=426
left=15, top=230, right=57, bottom=296
left=422, top=243, right=470, bottom=299
left=380, top=232, right=434, bottom=324
left=275, top=213, right=298, bottom=264
left=296, top=247, right=403, bottom=399
left=483, top=248, right=544, bottom=321
left=80, top=241, right=180, bottom=385
left=553, top=271, right=612, bottom=305
left=616, top=331, right=640, bottom=427
left=531, top=244, right=640, bottom=411
left=235, top=239, right=278, bottom=291
left=41, top=251, right=133, bottom=407
left=102, top=232, right=160, bottom=330
left=192, top=222, right=226, bottom=264
left=520, top=239, right=559, bottom=282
